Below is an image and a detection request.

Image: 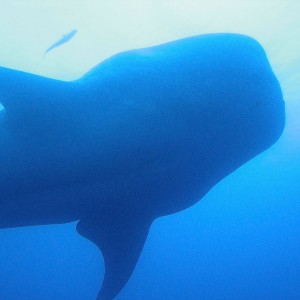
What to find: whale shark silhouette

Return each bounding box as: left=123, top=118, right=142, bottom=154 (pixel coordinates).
left=0, top=33, right=285, bottom=299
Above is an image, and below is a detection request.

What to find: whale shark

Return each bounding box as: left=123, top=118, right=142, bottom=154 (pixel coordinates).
left=44, top=29, right=77, bottom=56
left=0, top=33, right=285, bottom=299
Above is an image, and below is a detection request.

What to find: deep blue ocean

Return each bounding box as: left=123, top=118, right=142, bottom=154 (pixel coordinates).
left=0, top=1, right=299, bottom=299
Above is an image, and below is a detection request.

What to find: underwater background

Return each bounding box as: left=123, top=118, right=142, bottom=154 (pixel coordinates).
left=0, top=1, right=299, bottom=299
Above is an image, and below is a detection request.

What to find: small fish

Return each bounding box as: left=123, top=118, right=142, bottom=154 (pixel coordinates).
left=44, top=29, right=77, bottom=56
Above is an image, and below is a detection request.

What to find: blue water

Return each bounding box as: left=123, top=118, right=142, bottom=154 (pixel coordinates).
left=0, top=1, right=299, bottom=300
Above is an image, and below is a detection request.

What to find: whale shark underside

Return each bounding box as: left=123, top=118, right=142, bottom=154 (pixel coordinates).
left=0, top=33, right=285, bottom=299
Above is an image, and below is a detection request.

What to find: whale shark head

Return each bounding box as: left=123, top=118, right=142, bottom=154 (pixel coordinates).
left=0, top=33, right=285, bottom=299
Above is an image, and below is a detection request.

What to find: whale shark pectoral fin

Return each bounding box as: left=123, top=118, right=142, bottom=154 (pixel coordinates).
left=76, top=213, right=152, bottom=300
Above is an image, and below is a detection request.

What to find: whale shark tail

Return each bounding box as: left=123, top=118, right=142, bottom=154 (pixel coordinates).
left=0, top=67, right=67, bottom=111
left=76, top=212, right=153, bottom=300
left=0, top=66, right=81, bottom=136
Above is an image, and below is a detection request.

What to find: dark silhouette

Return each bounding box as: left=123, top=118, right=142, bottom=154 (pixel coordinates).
left=0, top=33, right=285, bottom=299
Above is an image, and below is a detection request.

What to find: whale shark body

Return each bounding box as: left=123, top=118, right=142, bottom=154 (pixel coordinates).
left=0, top=33, right=285, bottom=299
